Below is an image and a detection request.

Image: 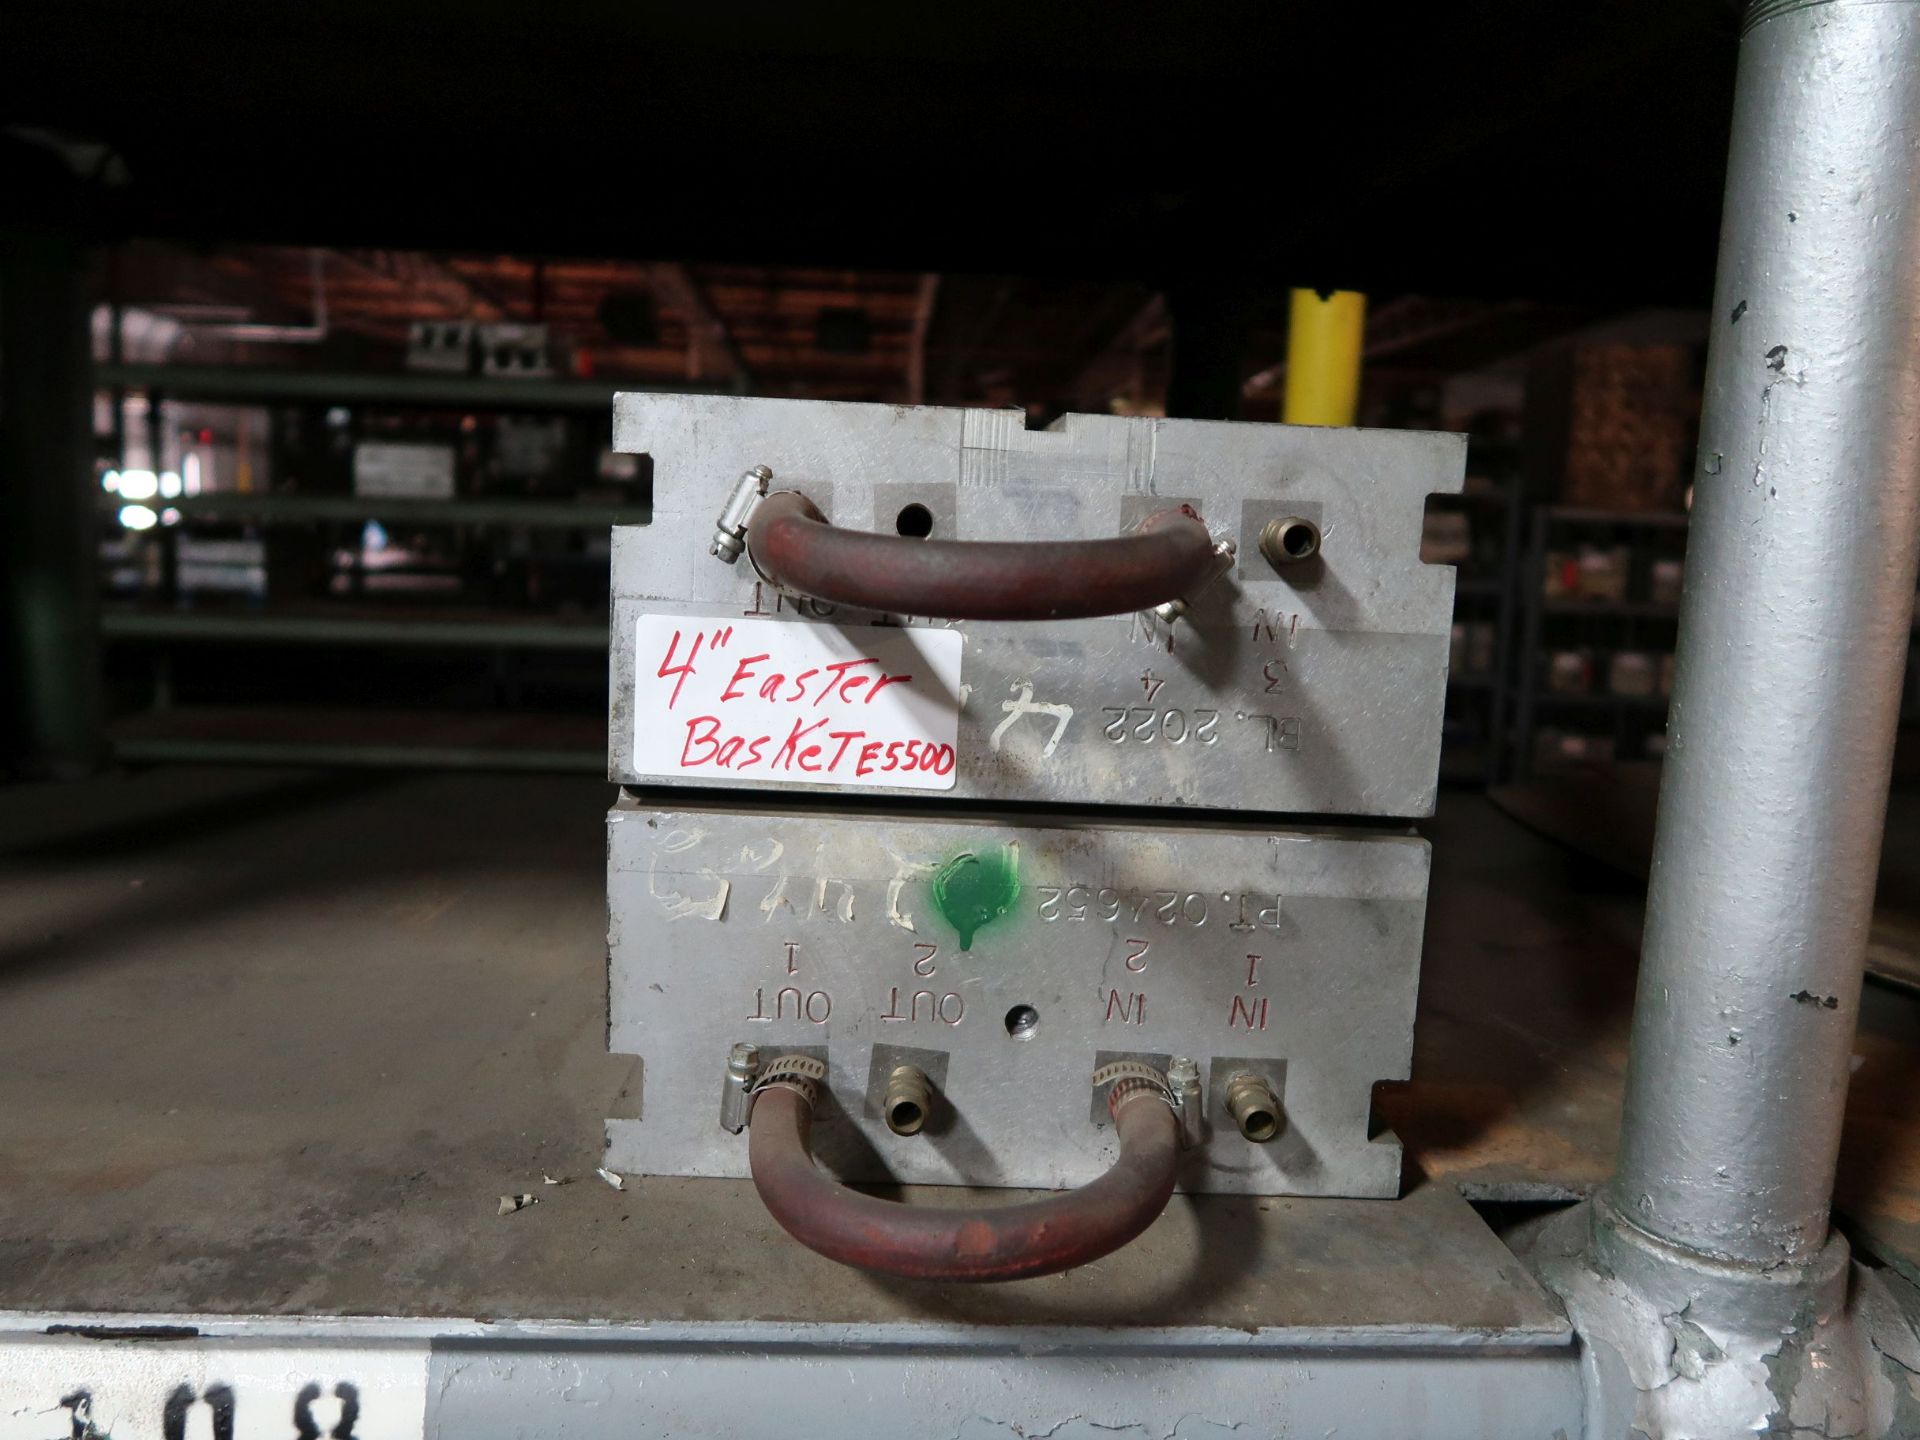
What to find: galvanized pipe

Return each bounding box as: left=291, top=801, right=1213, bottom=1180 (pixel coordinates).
left=1610, top=0, right=1920, bottom=1266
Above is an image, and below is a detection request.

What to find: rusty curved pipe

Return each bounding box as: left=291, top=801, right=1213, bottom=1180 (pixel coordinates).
left=746, top=1083, right=1180, bottom=1282
left=745, top=490, right=1219, bottom=622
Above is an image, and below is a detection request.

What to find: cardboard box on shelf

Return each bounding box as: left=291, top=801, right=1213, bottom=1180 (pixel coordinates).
left=1534, top=728, right=1617, bottom=770
left=1466, top=621, right=1497, bottom=675
left=1548, top=650, right=1594, bottom=696
left=1651, top=558, right=1685, bottom=608
left=1543, top=550, right=1577, bottom=599
left=1575, top=545, right=1630, bottom=602
left=1609, top=651, right=1657, bottom=697
left=1422, top=510, right=1472, bottom=566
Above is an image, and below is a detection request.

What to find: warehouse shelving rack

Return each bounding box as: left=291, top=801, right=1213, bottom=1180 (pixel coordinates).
left=1435, top=439, right=1525, bottom=785
left=1508, top=505, right=1688, bottom=779
left=92, top=364, right=711, bottom=770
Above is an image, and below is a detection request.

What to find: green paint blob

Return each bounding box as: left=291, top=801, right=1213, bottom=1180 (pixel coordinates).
left=932, top=846, right=1020, bottom=951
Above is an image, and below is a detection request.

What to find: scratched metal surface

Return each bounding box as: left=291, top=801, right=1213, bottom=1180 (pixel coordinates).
left=0, top=1314, right=1586, bottom=1440
left=422, top=1340, right=1584, bottom=1439
left=0, top=1314, right=1587, bottom=1440
left=608, top=395, right=1465, bottom=818
left=4, top=769, right=1918, bottom=1320
left=607, top=796, right=1426, bottom=1196
left=0, top=768, right=1562, bottom=1338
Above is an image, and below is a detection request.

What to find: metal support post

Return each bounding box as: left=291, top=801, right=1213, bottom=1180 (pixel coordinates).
left=1282, top=289, right=1366, bottom=427
left=1612, top=0, right=1920, bottom=1269
left=1524, top=5, right=1920, bottom=1434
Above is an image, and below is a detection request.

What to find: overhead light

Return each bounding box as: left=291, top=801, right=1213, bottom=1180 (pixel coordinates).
left=118, top=468, right=158, bottom=500
left=119, top=504, right=158, bottom=531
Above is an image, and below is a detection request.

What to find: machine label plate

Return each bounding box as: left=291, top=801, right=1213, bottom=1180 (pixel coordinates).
left=631, top=615, right=964, bottom=790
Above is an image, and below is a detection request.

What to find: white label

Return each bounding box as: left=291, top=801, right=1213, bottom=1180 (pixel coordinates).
left=352, top=442, right=455, bottom=499
left=0, top=1339, right=427, bottom=1440
left=632, top=615, right=963, bottom=790
left=178, top=538, right=266, bottom=565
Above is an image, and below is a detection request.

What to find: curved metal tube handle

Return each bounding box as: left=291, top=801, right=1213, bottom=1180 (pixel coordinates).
left=744, top=489, right=1221, bottom=622
left=746, top=1082, right=1180, bottom=1282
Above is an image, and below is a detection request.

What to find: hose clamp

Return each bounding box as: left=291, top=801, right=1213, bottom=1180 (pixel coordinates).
left=709, top=465, right=771, bottom=564
left=750, top=1053, right=827, bottom=1109
left=1091, top=1058, right=1203, bottom=1146
left=1091, top=1059, right=1178, bottom=1124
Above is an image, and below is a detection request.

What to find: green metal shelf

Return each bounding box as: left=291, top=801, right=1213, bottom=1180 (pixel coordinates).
left=102, top=608, right=609, bottom=651
left=139, top=491, right=649, bottom=530
left=106, top=704, right=605, bottom=771
left=97, top=363, right=722, bottom=412
left=1513, top=503, right=1687, bottom=782
left=110, top=734, right=603, bottom=771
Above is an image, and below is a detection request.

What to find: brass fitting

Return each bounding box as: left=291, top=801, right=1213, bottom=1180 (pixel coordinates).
left=1258, top=516, right=1321, bottom=568
left=883, top=1065, right=934, bottom=1136
left=720, top=1041, right=762, bottom=1133
left=1225, top=1072, right=1282, bottom=1143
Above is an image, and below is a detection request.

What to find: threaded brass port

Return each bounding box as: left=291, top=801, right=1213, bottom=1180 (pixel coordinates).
left=1259, top=516, right=1321, bottom=568
left=1225, top=1072, right=1282, bottom=1143
left=884, top=1065, right=934, bottom=1136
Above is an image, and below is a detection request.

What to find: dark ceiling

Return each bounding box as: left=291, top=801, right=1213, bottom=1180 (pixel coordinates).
left=2, top=3, right=1742, bottom=305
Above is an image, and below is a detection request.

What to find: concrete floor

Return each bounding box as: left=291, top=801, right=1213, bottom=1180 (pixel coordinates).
left=0, top=767, right=1912, bottom=1326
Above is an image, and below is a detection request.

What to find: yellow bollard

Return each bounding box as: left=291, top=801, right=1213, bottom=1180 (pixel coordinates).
left=1282, top=289, right=1366, bottom=427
